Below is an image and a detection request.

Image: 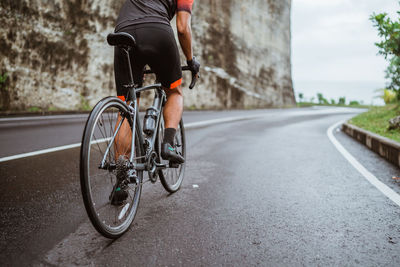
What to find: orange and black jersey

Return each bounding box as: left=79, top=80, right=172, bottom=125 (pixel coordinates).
left=116, top=0, right=194, bottom=32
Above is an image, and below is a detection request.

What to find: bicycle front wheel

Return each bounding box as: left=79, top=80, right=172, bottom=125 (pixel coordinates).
left=157, top=118, right=186, bottom=193
left=80, top=97, right=144, bottom=239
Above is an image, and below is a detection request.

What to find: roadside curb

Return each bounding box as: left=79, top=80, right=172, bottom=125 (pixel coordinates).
left=342, top=122, right=400, bottom=167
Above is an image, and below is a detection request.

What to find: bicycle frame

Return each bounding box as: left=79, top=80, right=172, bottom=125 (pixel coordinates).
left=119, top=46, right=167, bottom=171
left=127, top=84, right=166, bottom=171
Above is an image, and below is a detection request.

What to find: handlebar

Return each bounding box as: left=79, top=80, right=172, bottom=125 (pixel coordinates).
left=143, top=66, right=199, bottom=89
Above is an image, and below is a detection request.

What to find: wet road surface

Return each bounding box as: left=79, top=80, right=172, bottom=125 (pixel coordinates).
left=1, top=107, right=400, bottom=266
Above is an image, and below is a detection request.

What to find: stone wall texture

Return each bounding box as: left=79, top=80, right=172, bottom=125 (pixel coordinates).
left=0, top=0, right=295, bottom=111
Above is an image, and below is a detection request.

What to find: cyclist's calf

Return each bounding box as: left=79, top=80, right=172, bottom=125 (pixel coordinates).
left=163, top=85, right=183, bottom=130
left=114, top=115, right=132, bottom=160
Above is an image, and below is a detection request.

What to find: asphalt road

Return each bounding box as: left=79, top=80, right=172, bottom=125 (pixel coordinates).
left=1, top=107, right=400, bottom=266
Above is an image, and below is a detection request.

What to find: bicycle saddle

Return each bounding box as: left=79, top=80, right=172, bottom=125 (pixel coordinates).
left=107, top=32, right=136, bottom=48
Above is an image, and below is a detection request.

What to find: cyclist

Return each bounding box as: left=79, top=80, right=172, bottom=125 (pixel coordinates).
left=113, top=0, right=200, bottom=165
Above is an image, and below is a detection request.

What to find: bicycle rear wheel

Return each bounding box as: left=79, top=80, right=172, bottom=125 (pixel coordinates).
left=157, top=118, right=186, bottom=193
left=80, top=97, right=144, bottom=239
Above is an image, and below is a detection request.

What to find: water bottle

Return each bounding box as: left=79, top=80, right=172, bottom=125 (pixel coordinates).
left=143, top=107, right=158, bottom=135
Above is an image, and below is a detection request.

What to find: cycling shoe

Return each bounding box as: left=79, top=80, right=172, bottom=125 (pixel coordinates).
left=110, top=185, right=128, bottom=206
left=161, top=142, right=184, bottom=164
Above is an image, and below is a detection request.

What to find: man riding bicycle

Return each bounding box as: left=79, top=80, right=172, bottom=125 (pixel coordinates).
left=113, top=0, right=200, bottom=164
left=110, top=0, right=200, bottom=204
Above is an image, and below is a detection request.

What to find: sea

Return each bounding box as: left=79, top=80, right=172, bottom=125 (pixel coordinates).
left=293, top=80, right=386, bottom=106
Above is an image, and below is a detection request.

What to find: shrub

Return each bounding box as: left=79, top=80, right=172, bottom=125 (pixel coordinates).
left=382, top=88, right=397, bottom=104
left=349, top=100, right=360, bottom=106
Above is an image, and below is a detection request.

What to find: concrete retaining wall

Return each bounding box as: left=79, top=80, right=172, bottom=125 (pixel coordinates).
left=0, top=0, right=295, bottom=111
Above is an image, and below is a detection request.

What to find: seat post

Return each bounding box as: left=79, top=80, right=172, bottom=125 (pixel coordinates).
left=122, top=47, right=136, bottom=101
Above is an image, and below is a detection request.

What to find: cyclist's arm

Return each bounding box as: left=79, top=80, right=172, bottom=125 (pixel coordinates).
left=176, top=1, right=193, bottom=61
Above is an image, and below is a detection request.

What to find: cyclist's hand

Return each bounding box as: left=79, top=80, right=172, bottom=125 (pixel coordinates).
left=187, top=57, right=200, bottom=89
left=187, top=57, right=200, bottom=76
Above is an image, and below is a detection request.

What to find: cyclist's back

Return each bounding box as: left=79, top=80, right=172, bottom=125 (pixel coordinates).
left=115, top=0, right=180, bottom=31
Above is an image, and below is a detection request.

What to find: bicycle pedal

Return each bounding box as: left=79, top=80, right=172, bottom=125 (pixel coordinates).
left=155, top=162, right=167, bottom=168
left=169, top=162, right=180, bottom=168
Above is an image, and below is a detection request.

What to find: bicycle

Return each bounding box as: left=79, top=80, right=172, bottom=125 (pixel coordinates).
left=80, top=32, right=198, bottom=239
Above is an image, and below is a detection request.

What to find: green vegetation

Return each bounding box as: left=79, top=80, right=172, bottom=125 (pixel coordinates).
left=80, top=96, right=91, bottom=111
left=0, top=72, right=9, bottom=111
left=298, top=93, right=304, bottom=102
left=382, top=88, right=397, bottom=104
left=370, top=4, right=400, bottom=99
left=0, top=72, right=8, bottom=86
left=296, top=92, right=368, bottom=108
left=317, top=93, right=329, bottom=105
left=47, top=106, right=59, bottom=112
left=349, top=104, right=400, bottom=143
left=27, top=106, right=42, bottom=112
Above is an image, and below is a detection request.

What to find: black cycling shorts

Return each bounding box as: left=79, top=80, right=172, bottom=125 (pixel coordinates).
left=114, top=23, right=182, bottom=99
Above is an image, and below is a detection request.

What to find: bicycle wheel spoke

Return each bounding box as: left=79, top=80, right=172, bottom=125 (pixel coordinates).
left=92, top=133, right=105, bottom=157
left=106, top=111, right=114, bottom=162
left=108, top=111, right=116, bottom=162
left=107, top=111, right=113, bottom=138
left=97, top=114, right=108, bottom=140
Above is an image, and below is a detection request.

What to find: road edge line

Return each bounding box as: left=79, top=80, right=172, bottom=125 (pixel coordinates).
left=327, top=120, right=400, bottom=207
left=0, top=114, right=266, bottom=163
left=185, top=113, right=266, bottom=129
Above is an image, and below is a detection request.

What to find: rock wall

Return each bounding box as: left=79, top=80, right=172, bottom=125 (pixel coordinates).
left=0, top=0, right=294, bottom=111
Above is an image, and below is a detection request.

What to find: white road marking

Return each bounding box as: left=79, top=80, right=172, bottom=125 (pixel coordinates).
left=0, top=143, right=82, bottom=163
left=0, top=137, right=111, bottom=163
left=327, top=120, right=400, bottom=207
left=185, top=113, right=267, bottom=128
left=192, top=184, right=199, bottom=188
left=0, top=115, right=267, bottom=163
left=0, top=114, right=89, bottom=122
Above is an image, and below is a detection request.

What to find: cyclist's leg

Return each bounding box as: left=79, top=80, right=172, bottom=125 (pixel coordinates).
left=138, top=25, right=182, bottom=143
left=161, top=84, right=185, bottom=163
left=136, top=24, right=184, bottom=162
left=114, top=113, right=132, bottom=159
left=163, top=84, right=183, bottom=129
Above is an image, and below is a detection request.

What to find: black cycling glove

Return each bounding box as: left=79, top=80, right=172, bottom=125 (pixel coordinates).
left=187, top=57, right=200, bottom=75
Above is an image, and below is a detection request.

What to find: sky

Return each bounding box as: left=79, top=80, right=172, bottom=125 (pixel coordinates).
left=291, top=0, right=399, bottom=104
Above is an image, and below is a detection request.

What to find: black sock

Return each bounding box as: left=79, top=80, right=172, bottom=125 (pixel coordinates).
left=163, top=128, right=176, bottom=145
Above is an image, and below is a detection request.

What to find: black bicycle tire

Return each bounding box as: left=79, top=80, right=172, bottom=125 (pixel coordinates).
left=80, top=96, right=144, bottom=239
left=158, top=119, right=186, bottom=193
